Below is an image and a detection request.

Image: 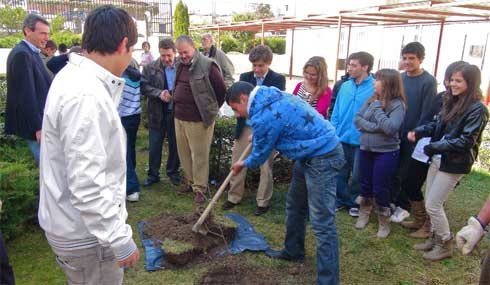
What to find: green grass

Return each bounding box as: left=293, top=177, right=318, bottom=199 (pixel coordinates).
left=7, top=128, right=490, bottom=284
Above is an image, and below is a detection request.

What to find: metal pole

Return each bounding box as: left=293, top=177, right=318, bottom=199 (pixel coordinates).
left=480, top=32, right=488, bottom=70
left=434, top=20, right=445, bottom=78
left=334, top=16, right=343, bottom=83
left=461, top=34, right=467, bottom=60
left=289, top=29, right=295, bottom=80
left=345, top=24, right=352, bottom=62
left=217, top=26, right=221, bottom=49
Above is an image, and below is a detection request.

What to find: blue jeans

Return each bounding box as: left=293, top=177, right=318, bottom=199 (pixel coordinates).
left=121, top=114, right=141, bottom=195
left=147, top=112, right=180, bottom=181
left=284, top=144, right=344, bottom=285
left=359, top=150, right=400, bottom=207
left=335, top=142, right=361, bottom=208
left=26, top=139, right=40, bottom=164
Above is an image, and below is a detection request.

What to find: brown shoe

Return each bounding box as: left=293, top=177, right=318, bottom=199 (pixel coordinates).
left=414, top=233, right=435, bottom=251
left=194, top=191, right=206, bottom=204
left=355, top=197, right=374, bottom=229
left=401, top=200, right=427, bottom=229
left=410, top=217, right=431, bottom=239
left=255, top=206, right=270, bottom=216
left=178, top=184, right=193, bottom=194
left=423, top=234, right=453, bottom=261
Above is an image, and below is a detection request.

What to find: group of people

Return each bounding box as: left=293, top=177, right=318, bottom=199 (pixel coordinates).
left=1, top=6, right=489, bottom=285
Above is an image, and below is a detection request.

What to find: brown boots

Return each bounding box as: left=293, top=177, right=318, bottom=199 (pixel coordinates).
left=355, top=197, right=373, bottom=229
left=402, top=200, right=431, bottom=238
left=355, top=197, right=391, bottom=238
left=414, top=233, right=453, bottom=261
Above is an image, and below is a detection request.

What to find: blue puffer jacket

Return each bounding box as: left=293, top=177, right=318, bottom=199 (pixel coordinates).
left=244, top=86, right=339, bottom=168
left=331, top=75, right=374, bottom=145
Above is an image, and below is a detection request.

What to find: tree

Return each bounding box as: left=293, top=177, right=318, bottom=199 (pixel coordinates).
left=50, top=15, right=64, bottom=34
left=174, top=0, right=189, bottom=39
left=255, top=4, right=274, bottom=19
left=0, top=7, right=27, bottom=35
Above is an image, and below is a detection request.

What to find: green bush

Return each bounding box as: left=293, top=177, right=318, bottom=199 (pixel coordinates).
left=50, top=31, right=82, bottom=47
left=0, top=33, right=23, bottom=48
left=220, top=35, right=239, bottom=53
left=264, top=37, right=286, bottom=54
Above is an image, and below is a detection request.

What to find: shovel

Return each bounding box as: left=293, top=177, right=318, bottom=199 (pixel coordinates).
left=192, top=143, right=252, bottom=235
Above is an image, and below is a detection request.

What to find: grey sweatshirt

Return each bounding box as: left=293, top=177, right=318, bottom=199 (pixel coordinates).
left=354, top=98, right=406, bottom=152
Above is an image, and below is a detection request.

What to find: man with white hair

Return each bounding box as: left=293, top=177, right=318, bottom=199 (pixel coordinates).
left=201, top=32, right=235, bottom=88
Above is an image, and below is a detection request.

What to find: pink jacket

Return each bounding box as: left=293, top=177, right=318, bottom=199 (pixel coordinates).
left=292, top=82, right=332, bottom=118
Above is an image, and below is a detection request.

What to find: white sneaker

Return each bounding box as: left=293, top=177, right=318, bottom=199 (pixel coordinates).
left=126, top=192, right=139, bottom=202
left=349, top=207, right=360, bottom=217
left=390, top=206, right=409, bottom=223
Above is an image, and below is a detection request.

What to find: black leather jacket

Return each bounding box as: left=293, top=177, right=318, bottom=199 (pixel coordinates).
left=414, top=101, right=489, bottom=174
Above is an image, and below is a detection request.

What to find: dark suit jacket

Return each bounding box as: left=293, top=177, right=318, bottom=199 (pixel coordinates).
left=4, top=41, right=52, bottom=140
left=46, top=53, right=69, bottom=75
left=235, top=69, right=286, bottom=139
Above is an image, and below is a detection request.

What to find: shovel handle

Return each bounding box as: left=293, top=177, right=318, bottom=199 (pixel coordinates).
left=193, top=143, right=253, bottom=233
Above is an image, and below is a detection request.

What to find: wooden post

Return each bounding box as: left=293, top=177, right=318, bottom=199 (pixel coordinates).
left=217, top=26, right=221, bottom=49
left=261, top=22, right=265, bottom=45
left=334, top=16, right=343, bottom=83
left=289, top=29, right=295, bottom=80
left=434, top=20, right=445, bottom=78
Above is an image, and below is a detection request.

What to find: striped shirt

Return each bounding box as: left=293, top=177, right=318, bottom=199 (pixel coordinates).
left=296, top=83, right=318, bottom=109
left=118, top=76, right=141, bottom=117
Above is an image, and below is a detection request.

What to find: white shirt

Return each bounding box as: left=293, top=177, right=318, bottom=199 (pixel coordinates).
left=38, top=53, right=137, bottom=261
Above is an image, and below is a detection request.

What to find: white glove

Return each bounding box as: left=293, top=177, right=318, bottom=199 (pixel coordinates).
left=456, top=216, right=485, bottom=255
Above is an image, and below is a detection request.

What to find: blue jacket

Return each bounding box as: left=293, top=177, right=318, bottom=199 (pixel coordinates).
left=5, top=41, right=52, bottom=140
left=331, top=75, right=374, bottom=145
left=244, top=86, right=339, bottom=168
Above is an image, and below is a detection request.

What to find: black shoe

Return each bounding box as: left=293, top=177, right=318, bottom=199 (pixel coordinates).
left=254, top=206, right=270, bottom=216
left=222, top=201, right=238, bottom=211
left=143, top=178, right=159, bottom=187
left=266, top=249, right=304, bottom=263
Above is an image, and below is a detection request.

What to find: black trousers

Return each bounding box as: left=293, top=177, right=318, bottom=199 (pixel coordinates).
left=0, top=231, right=15, bottom=285
left=392, top=139, right=415, bottom=210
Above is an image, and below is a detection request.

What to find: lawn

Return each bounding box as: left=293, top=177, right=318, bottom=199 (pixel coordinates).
left=7, top=128, right=490, bottom=285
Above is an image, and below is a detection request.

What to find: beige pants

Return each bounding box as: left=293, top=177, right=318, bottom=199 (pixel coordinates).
left=175, top=118, right=215, bottom=193
left=228, top=126, right=274, bottom=207
left=425, top=156, right=463, bottom=240
left=51, top=245, right=123, bottom=285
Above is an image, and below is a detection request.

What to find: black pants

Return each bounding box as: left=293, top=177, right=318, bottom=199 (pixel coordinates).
left=147, top=111, right=180, bottom=181
left=391, top=139, right=414, bottom=210
left=0, top=231, right=15, bottom=285
left=402, top=158, right=429, bottom=202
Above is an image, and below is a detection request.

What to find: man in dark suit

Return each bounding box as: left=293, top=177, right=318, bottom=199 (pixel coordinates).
left=141, top=38, right=181, bottom=187
left=222, top=45, right=286, bottom=216
left=4, top=14, right=52, bottom=163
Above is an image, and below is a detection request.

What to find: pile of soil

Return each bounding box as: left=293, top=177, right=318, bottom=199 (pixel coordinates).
left=143, top=211, right=236, bottom=267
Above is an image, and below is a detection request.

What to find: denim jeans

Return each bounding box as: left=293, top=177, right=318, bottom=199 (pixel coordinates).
left=359, top=150, right=400, bottom=207
left=26, top=139, right=40, bottom=164
left=121, top=114, right=141, bottom=195
left=335, top=142, right=360, bottom=208
left=284, top=144, right=344, bottom=285
left=147, top=112, right=180, bottom=181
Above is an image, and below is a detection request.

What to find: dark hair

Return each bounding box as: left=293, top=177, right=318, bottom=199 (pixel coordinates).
left=142, top=41, right=150, bottom=49
left=443, top=61, right=466, bottom=89
left=22, top=14, right=49, bottom=36
left=370, top=69, right=406, bottom=110
left=45, top=40, right=57, bottom=49
left=158, top=38, right=176, bottom=52
left=58, top=43, right=68, bottom=53
left=348, top=51, right=374, bottom=73
left=401, top=42, right=425, bottom=60
left=441, top=63, right=482, bottom=123
left=82, top=5, right=137, bottom=55
left=226, top=81, right=255, bottom=105
left=249, top=45, right=273, bottom=64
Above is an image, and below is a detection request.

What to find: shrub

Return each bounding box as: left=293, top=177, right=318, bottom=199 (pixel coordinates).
left=0, top=33, right=23, bottom=48
left=50, top=31, right=82, bottom=47
left=263, top=37, right=286, bottom=54
left=220, top=35, right=239, bottom=53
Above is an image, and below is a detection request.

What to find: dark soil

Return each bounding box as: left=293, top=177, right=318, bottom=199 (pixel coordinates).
left=143, top=210, right=236, bottom=267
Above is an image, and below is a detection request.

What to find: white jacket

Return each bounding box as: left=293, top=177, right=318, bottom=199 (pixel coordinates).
left=39, top=53, right=137, bottom=261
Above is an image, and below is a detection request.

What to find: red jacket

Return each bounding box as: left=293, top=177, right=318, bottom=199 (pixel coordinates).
left=292, top=82, right=332, bottom=118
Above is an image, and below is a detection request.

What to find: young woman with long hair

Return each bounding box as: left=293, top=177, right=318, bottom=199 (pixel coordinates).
left=354, top=69, right=407, bottom=238
left=292, top=56, right=332, bottom=118
left=408, top=63, right=489, bottom=261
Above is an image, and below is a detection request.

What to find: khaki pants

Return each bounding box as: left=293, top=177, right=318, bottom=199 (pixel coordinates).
left=425, top=156, right=463, bottom=240
left=228, top=126, right=274, bottom=207
left=51, top=245, right=123, bottom=285
left=175, top=118, right=215, bottom=193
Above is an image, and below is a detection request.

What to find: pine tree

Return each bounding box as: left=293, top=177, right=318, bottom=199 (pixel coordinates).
left=174, top=0, right=189, bottom=39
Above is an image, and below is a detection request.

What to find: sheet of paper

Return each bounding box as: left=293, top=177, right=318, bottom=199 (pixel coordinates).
left=411, top=137, right=431, bottom=163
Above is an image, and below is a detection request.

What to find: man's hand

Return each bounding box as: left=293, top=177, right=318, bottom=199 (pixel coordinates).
left=117, top=249, right=140, bottom=268
left=407, top=131, right=416, bottom=143
left=35, top=129, right=42, bottom=143
left=159, top=90, right=171, bottom=103
left=231, top=160, right=245, bottom=176
left=456, top=216, right=485, bottom=255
